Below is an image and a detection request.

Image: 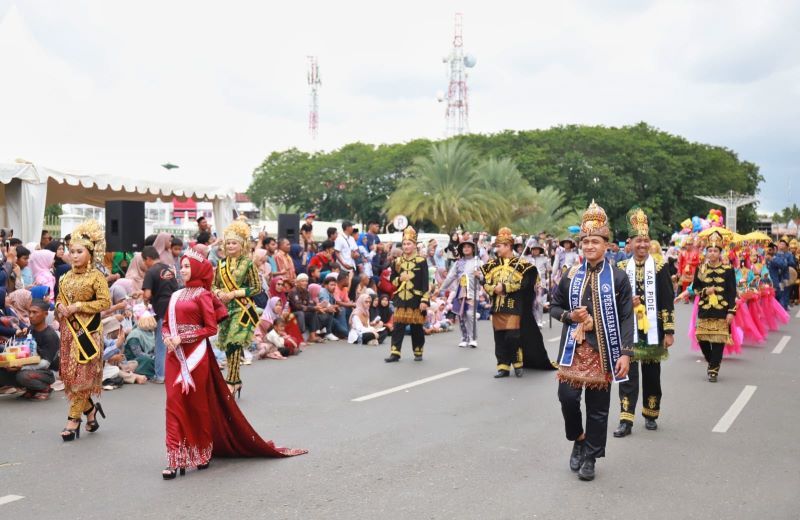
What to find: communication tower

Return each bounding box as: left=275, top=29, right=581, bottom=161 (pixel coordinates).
left=438, top=13, right=476, bottom=137
left=307, top=56, right=321, bottom=139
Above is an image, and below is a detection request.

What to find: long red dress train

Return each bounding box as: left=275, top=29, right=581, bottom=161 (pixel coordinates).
left=164, top=286, right=306, bottom=468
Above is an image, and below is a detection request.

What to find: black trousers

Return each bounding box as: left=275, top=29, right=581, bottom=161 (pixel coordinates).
left=618, top=361, right=662, bottom=423
left=699, top=341, right=724, bottom=372
left=390, top=323, right=425, bottom=357
left=558, top=381, right=611, bottom=459
left=362, top=330, right=388, bottom=344
left=493, top=329, right=522, bottom=370
left=294, top=310, right=320, bottom=335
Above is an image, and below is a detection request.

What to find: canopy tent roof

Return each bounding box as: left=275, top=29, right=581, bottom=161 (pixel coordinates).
left=0, top=161, right=235, bottom=242
left=0, top=162, right=234, bottom=205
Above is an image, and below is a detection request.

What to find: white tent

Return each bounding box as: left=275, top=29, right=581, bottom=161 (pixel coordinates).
left=0, top=161, right=236, bottom=242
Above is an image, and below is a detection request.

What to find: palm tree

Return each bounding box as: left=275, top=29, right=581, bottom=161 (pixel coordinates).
left=384, top=140, right=501, bottom=232
left=261, top=202, right=301, bottom=221
left=476, top=157, right=540, bottom=234
left=513, top=186, right=581, bottom=236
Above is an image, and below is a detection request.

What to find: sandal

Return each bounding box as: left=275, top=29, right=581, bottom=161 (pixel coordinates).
left=61, top=417, right=82, bottom=441
left=84, top=401, right=106, bottom=433
left=162, top=467, right=186, bottom=480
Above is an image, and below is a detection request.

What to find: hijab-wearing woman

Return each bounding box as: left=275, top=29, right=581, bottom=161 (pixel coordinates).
left=161, top=250, right=306, bottom=479
left=153, top=232, right=175, bottom=266
left=347, top=293, right=387, bottom=345
left=125, top=253, right=148, bottom=291
left=55, top=220, right=111, bottom=441
left=6, top=289, right=32, bottom=328
left=45, top=241, right=70, bottom=299
left=267, top=278, right=304, bottom=347
left=29, top=249, right=56, bottom=295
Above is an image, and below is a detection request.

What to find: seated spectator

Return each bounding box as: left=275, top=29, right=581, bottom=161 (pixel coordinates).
left=308, top=240, right=337, bottom=280
left=102, top=316, right=146, bottom=385
left=0, top=299, right=58, bottom=399
left=288, top=273, right=323, bottom=343
left=319, top=274, right=347, bottom=339
left=123, top=305, right=157, bottom=380
left=14, top=245, right=30, bottom=290
left=335, top=272, right=356, bottom=318
left=348, top=294, right=387, bottom=346
left=105, top=278, right=136, bottom=318
left=254, top=317, right=294, bottom=359
left=256, top=298, right=300, bottom=355
left=353, top=274, right=371, bottom=301
left=5, top=289, right=32, bottom=330
left=307, top=265, right=320, bottom=284
left=376, top=293, right=394, bottom=332
left=125, top=253, right=148, bottom=291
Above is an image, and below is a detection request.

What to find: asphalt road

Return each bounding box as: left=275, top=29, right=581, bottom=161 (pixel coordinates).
left=1, top=303, right=798, bottom=519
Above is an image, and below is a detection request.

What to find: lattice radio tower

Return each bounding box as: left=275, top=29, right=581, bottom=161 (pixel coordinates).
left=307, top=56, right=321, bottom=139
left=439, top=13, right=476, bottom=137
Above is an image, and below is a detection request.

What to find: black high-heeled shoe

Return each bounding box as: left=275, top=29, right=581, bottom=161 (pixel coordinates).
left=162, top=467, right=186, bottom=480
left=197, top=462, right=210, bottom=470
left=61, top=417, right=82, bottom=442
left=228, top=384, right=242, bottom=399
left=84, top=401, right=106, bottom=433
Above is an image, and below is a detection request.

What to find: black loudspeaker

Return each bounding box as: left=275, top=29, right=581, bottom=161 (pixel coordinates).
left=277, top=213, right=299, bottom=244
left=105, top=201, right=145, bottom=252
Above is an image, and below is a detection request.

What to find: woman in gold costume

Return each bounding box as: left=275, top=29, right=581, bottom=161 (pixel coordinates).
left=56, top=219, right=112, bottom=441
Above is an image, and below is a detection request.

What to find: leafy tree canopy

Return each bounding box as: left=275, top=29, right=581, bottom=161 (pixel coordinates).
left=248, top=122, right=763, bottom=237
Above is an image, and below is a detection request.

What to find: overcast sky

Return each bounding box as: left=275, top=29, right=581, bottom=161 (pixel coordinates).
left=1, top=0, right=797, bottom=214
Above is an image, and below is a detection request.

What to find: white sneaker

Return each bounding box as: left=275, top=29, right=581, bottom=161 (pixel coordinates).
left=367, top=339, right=379, bottom=346
left=458, top=341, right=468, bottom=348
left=468, top=340, right=478, bottom=348
left=325, top=334, right=339, bottom=341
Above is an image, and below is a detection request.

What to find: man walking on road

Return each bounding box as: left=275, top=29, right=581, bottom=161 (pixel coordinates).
left=551, top=200, right=634, bottom=481
left=613, top=207, right=675, bottom=438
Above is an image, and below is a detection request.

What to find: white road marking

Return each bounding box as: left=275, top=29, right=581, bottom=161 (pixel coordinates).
left=772, top=335, right=790, bottom=354
left=548, top=336, right=560, bottom=343
left=0, top=495, right=24, bottom=506
left=712, top=385, right=757, bottom=433
left=352, top=368, right=470, bottom=402
left=795, top=308, right=800, bottom=319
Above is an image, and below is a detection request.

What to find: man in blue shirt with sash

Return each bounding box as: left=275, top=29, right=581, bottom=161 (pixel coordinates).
left=550, top=200, right=634, bottom=481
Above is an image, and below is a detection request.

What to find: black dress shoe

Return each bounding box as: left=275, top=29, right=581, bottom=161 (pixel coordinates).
left=569, top=440, right=585, bottom=472
left=384, top=355, right=400, bottom=363
left=613, top=422, right=632, bottom=438
left=514, top=367, right=523, bottom=377
left=645, top=418, right=658, bottom=430
left=493, top=370, right=510, bottom=378
left=413, top=356, right=423, bottom=362
left=578, top=458, right=596, bottom=481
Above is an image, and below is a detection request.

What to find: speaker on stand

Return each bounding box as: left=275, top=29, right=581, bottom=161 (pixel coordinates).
left=277, top=213, right=299, bottom=244
left=105, top=201, right=145, bottom=251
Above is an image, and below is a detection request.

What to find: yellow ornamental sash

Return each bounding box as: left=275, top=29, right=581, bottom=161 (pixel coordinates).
left=219, top=259, right=259, bottom=328
left=59, top=278, right=102, bottom=364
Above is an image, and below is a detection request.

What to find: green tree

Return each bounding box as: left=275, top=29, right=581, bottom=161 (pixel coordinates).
left=513, top=186, right=581, bottom=236
left=384, top=140, right=502, bottom=232
left=772, top=203, right=800, bottom=222
left=475, top=156, right=539, bottom=234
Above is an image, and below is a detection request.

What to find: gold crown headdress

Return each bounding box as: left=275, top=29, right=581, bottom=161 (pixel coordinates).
left=579, top=200, right=610, bottom=239
left=706, top=230, right=726, bottom=250
left=402, top=226, right=417, bottom=243
left=223, top=220, right=251, bottom=244
left=71, top=219, right=105, bottom=253
left=495, top=227, right=514, bottom=246
left=626, top=207, right=649, bottom=238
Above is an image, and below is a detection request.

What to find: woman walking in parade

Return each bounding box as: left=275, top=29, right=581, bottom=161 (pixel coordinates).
left=213, top=219, right=262, bottom=397
left=55, top=220, right=111, bottom=441
left=162, top=249, right=306, bottom=479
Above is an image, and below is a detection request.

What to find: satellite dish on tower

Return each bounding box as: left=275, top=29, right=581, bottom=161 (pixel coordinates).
left=464, top=54, right=477, bottom=68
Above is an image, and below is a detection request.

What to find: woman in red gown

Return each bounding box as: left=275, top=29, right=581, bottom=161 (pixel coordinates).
left=161, top=250, right=307, bottom=479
